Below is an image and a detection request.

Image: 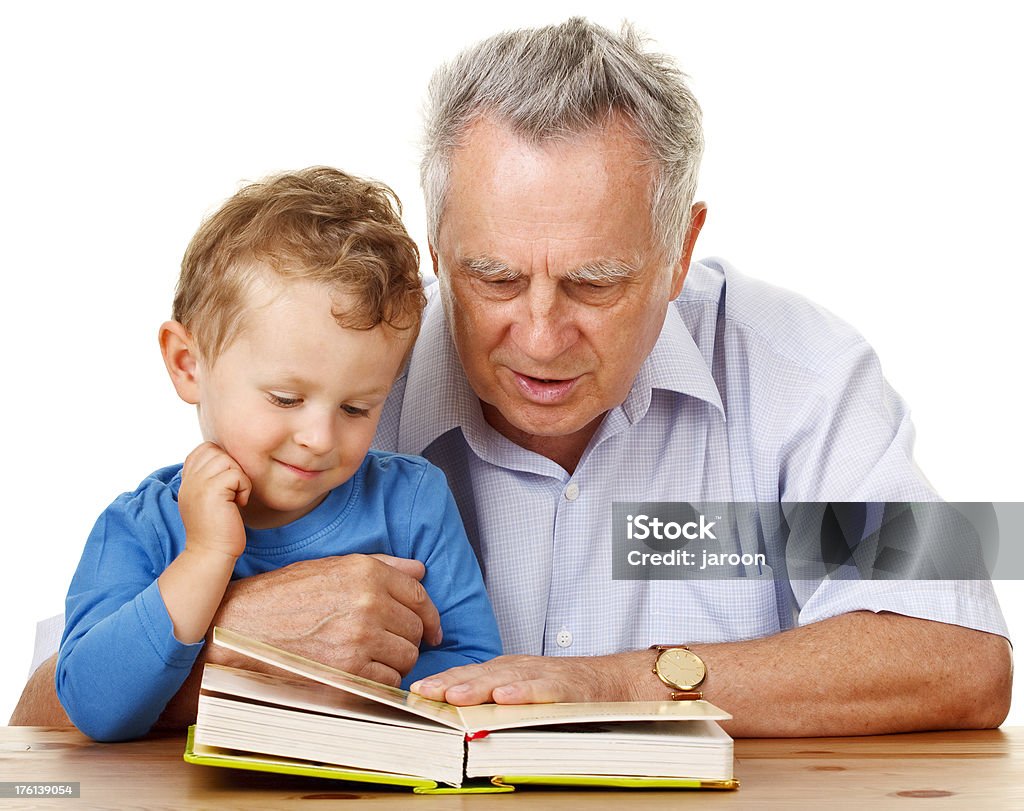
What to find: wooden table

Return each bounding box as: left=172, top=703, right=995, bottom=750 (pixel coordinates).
left=1, top=726, right=1021, bottom=809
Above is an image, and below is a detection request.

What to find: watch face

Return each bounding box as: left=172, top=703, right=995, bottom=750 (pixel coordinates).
left=655, top=648, right=707, bottom=691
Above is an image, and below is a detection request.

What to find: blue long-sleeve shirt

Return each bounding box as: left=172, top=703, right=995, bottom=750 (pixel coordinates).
left=57, top=450, right=502, bottom=741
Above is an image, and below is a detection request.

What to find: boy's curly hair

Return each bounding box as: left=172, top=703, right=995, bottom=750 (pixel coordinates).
left=174, top=166, right=424, bottom=361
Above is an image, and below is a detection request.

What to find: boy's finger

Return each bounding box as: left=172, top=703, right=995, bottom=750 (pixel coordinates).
left=234, top=471, right=252, bottom=507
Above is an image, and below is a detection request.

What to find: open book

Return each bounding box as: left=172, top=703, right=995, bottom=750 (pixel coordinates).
left=185, top=627, right=738, bottom=794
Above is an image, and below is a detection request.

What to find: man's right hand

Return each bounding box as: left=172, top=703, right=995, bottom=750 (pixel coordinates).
left=207, top=553, right=442, bottom=686
left=9, top=552, right=440, bottom=730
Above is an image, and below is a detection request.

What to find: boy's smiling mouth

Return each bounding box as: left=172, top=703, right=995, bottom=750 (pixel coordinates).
left=275, top=460, right=327, bottom=479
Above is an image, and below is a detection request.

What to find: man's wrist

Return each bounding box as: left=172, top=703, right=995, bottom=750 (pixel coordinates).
left=611, top=650, right=673, bottom=702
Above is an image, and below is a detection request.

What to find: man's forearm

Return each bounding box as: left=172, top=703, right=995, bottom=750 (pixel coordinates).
left=415, top=611, right=1012, bottom=737
left=9, top=656, right=70, bottom=727
left=631, top=612, right=1011, bottom=736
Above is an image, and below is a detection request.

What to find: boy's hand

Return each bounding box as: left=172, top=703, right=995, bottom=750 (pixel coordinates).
left=178, top=441, right=252, bottom=560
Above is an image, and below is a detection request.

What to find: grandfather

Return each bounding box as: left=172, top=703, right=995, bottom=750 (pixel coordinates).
left=15, top=18, right=1009, bottom=736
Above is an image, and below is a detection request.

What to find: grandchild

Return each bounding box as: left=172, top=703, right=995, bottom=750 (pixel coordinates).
left=56, top=167, right=501, bottom=741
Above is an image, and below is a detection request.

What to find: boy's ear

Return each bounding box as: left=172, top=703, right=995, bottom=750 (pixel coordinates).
left=159, top=321, right=201, bottom=405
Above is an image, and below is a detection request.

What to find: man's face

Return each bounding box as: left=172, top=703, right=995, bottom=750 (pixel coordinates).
left=193, top=276, right=408, bottom=529
left=434, top=115, right=699, bottom=459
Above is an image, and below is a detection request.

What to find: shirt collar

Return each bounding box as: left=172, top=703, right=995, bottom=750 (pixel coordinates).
left=397, top=287, right=481, bottom=454
left=397, top=285, right=725, bottom=455
left=622, top=301, right=725, bottom=424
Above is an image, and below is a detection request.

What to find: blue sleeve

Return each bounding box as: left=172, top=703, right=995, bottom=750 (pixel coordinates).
left=399, top=464, right=502, bottom=686
left=56, top=493, right=203, bottom=741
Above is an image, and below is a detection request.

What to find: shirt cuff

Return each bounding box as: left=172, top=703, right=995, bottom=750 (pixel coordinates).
left=135, top=580, right=205, bottom=668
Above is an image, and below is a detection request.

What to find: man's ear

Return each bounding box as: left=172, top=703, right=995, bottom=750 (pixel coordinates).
left=428, top=243, right=440, bottom=277
left=669, top=202, right=708, bottom=300
left=159, top=321, right=201, bottom=405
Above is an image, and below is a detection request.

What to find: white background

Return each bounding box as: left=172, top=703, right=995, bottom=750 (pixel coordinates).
left=2, top=1, right=1021, bottom=726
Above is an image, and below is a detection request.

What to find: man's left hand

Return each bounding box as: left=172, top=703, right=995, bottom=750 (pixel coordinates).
left=410, top=651, right=651, bottom=705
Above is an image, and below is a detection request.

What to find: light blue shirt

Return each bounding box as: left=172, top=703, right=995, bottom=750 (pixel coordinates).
left=374, top=258, right=1008, bottom=656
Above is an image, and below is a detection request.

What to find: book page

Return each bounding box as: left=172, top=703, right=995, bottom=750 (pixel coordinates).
left=456, top=698, right=731, bottom=734
left=212, top=627, right=465, bottom=730
left=201, top=665, right=458, bottom=732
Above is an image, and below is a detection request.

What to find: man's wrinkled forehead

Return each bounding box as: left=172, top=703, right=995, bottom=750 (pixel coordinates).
left=438, top=114, right=661, bottom=253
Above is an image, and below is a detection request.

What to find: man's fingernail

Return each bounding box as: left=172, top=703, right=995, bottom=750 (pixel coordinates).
left=409, top=680, right=423, bottom=693
left=416, top=679, right=438, bottom=691
left=447, top=683, right=469, bottom=695
left=493, top=685, right=514, bottom=699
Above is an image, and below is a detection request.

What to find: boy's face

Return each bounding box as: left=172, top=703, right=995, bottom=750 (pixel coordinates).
left=192, top=275, right=410, bottom=529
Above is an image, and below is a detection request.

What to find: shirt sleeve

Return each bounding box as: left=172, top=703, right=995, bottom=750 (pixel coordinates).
left=399, top=463, right=503, bottom=685
left=56, top=492, right=203, bottom=741
left=776, top=340, right=1009, bottom=639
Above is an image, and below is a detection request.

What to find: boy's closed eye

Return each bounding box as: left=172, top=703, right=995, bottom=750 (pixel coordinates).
left=267, top=393, right=302, bottom=408
left=266, top=392, right=371, bottom=418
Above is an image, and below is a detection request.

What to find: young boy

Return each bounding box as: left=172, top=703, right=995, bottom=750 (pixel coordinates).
left=55, top=167, right=502, bottom=741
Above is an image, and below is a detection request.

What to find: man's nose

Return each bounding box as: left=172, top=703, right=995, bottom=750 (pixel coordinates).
left=293, top=409, right=336, bottom=454
left=509, top=281, right=579, bottom=365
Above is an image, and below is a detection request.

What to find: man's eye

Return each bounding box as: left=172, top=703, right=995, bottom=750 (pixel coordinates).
left=569, top=279, right=620, bottom=300
left=473, top=276, right=523, bottom=299
left=341, top=404, right=370, bottom=418
left=483, top=277, right=521, bottom=289
left=268, top=394, right=301, bottom=407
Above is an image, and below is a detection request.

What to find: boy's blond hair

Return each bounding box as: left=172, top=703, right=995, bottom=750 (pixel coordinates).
left=174, top=166, right=425, bottom=362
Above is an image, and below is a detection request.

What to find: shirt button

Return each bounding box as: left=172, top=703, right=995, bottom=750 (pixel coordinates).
left=564, top=482, right=580, bottom=501
left=556, top=629, right=573, bottom=648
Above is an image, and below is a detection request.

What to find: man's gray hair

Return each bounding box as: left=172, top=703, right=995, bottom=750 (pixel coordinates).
left=421, top=17, right=704, bottom=261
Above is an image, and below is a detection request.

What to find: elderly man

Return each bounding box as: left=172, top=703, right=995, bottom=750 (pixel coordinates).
left=15, top=18, right=1009, bottom=735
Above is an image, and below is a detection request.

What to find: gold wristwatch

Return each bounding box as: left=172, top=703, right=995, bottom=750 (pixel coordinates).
left=650, top=645, right=706, bottom=700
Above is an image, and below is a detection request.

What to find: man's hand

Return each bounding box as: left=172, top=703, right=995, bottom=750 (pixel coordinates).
left=207, top=553, right=443, bottom=687
left=411, top=614, right=1012, bottom=739
left=178, top=441, right=251, bottom=560
left=411, top=651, right=650, bottom=705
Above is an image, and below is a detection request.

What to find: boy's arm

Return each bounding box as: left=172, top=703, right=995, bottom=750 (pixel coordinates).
left=56, top=445, right=250, bottom=741
left=55, top=503, right=207, bottom=741
left=402, top=464, right=502, bottom=685
left=156, top=443, right=250, bottom=643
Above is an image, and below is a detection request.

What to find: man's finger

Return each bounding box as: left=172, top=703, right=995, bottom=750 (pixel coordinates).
left=358, top=660, right=403, bottom=688
left=491, top=678, right=569, bottom=705
left=369, top=553, right=426, bottom=581
left=378, top=559, right=442, bottom=647
left=411, top=660, right=515, bottom=703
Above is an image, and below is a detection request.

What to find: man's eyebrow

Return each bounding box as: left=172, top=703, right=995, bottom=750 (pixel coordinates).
left=562, top=258, right=642, bottom=284
left=460, top=256, right=517, bottom=279
left=458, top=255, right=644, bottom=283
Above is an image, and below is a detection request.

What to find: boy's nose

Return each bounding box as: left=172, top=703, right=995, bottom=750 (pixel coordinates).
left=293, top=412, right=335, bottom=454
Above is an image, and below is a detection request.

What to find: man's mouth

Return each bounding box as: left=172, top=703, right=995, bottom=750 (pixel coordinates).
left=512, top=372, right=579, bottom=404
